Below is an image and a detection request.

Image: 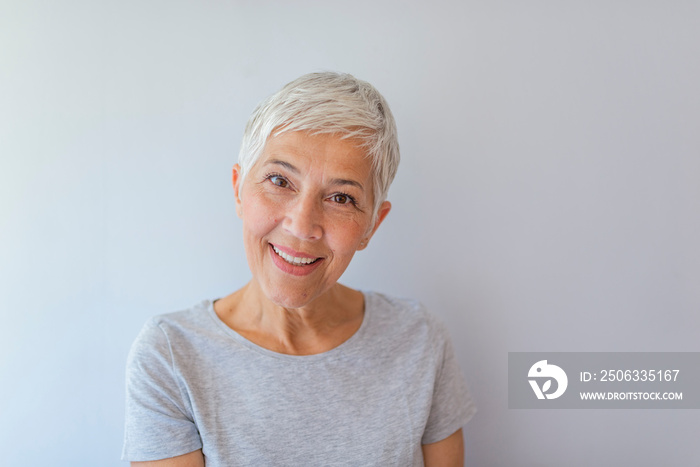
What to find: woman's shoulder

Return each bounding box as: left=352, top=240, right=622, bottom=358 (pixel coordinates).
left=364, top=290, right=422, bottom=312
left=365, top=290, right=441, bottom=321
left=363, top=290, right=449, bottom=343
left=145, top=300, right=213, bottom=328
left=128, top=300, right=218, bottom=353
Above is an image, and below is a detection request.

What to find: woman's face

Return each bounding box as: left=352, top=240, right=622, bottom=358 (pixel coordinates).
left=233, top=131, right=391, bottom=309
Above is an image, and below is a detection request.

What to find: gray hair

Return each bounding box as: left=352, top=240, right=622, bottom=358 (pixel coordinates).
left=237, top=72, right=400, bottom=220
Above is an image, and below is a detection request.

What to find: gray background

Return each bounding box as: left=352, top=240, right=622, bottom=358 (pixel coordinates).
left=1, top=1, right=698, bottom=466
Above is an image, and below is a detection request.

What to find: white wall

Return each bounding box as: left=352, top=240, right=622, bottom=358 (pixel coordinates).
left=1, top=1, right=698, bottom=465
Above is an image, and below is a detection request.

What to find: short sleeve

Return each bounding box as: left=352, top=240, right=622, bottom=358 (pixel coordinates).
left=122, top=319, right=203, bottom=461
left=421, top=321, right=477, bottom=444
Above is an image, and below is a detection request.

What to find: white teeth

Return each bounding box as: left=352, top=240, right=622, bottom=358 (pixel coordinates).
left=272, top=245, right=318, bottom=266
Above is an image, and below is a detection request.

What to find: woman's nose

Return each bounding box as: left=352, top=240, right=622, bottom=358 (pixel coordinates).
left=282, top=194, right=323, bottom=240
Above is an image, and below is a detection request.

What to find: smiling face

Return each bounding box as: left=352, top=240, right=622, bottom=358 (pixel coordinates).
left=233, top=131, right=391, bottom=310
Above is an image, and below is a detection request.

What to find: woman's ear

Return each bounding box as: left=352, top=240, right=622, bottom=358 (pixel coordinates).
left=232, top=164, right=243, bottom=218
left=357, top=201, right=391, bottom=251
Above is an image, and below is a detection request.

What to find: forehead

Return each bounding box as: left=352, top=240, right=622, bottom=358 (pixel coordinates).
left=259, top=131, right=373, bottom=181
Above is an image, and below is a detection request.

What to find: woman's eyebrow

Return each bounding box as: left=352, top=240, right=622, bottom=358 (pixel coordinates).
left=329, top=177, right=364, bottom=190
left=265, top=159, right=364, bottom=190
left=266, top=159, right=298, bottom=173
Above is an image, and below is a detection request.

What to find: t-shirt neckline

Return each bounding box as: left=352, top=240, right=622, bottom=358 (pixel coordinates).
left=204, top=290, right=373, bottom=362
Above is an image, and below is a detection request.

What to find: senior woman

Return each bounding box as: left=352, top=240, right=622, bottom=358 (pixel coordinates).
left=123, top=72, right=475, bottom=466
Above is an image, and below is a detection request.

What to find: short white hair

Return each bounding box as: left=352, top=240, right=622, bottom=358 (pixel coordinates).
left=237, top=72, right=400, bottom=220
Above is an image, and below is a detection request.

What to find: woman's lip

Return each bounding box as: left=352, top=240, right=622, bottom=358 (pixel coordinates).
left=269, top=243, right=321, bottom=259
left=268, top=244, right=324, bottom=276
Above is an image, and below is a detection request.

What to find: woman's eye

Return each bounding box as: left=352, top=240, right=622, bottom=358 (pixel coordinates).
left=331, top=194, right=353, bottom=205
left=268, top=175, right=289, bottom=188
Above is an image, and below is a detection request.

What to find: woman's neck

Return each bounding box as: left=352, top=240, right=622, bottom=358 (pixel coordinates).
left=214, top=281, right=365, bottom=355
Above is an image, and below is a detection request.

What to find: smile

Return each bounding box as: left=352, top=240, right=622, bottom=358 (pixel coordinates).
left=271, top=245, right=320, bottom=266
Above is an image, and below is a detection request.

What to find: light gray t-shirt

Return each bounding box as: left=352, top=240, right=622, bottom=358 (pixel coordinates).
left=122, top=291, right=476, bottom=466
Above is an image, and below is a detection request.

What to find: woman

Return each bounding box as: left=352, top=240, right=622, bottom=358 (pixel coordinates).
left=123, top=72, right=475, bottom=466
